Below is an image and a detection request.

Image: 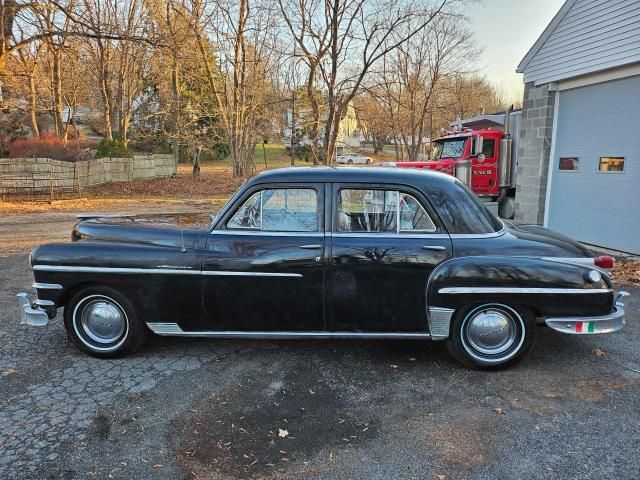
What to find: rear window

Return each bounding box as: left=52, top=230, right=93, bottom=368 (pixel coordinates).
left=426, top=180, right=503, bottom=234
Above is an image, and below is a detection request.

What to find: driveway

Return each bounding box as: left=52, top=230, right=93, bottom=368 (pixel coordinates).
left=1, top=237, right=639, bottom=479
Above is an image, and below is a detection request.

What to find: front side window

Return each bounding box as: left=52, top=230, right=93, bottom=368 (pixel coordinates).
left=481, top=140, right=496, bottom=158
left=337, top=189, right=436, bottom=233
left=227, top=188, right=318, bottom=232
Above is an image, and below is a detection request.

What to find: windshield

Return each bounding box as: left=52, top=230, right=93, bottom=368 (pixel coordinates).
left=432, top=138, right=467, bottom=160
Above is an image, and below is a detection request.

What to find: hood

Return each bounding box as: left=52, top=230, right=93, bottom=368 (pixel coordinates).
left=72, top=212, right=210, bottom=249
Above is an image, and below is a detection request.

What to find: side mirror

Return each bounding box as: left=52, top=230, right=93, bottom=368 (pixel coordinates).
left=472, top=135, right=484, bottom=156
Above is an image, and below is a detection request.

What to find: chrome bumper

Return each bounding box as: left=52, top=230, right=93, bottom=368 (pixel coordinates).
left=545, top=291, right=629, bottom=334
left=17, top=293, right=52, bottom=327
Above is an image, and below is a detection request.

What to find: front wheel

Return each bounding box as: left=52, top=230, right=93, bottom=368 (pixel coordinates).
left=64, top=286, right=147, bottom=358
left=446, top=303, right=536, bottom=369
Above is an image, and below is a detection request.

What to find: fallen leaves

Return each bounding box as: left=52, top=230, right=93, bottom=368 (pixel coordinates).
left=278, top=428, right=289, bottom=438
left=612, top=260, right=640, bottom=286
left=494, top=407, right=506, bottom=415
left=592, top=348, right=607, bottom=357
left=1, top=368, right=16, bottom=376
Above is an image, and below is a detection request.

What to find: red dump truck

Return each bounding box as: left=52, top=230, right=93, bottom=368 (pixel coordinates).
left=383, top=106, right=520, bottom=219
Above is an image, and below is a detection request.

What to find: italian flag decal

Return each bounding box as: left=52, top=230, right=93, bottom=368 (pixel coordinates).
left=575, top=321, right=596, bottom=333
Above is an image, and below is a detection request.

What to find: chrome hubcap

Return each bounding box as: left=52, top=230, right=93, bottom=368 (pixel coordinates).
left=465, top=308, right=517, bottom=356
left=80, top=299, right=126, bottom=344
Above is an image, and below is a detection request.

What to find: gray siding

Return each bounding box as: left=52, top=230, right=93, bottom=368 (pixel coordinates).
left=547, top=74, right=640, bottom=254
left=523, top=0, right=640, bottom=84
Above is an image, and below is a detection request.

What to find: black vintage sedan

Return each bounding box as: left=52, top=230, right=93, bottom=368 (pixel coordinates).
left=19, top=167, right=629, bottom=368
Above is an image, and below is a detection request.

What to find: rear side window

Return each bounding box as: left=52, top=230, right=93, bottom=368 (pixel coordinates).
left=426, top=180, right=502, bottom=234
left=227, top=188, right=318, bottom=232
left=337, top=189, right=436, bottom=233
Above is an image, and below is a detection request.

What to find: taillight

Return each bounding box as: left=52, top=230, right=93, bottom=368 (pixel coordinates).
left=595, top=255, right=614, bottom=270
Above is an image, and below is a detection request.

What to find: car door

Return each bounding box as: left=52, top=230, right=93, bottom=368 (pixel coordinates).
left=202, top=184, right=325, bottom=332
left=329, top=184, right=452, bottom=333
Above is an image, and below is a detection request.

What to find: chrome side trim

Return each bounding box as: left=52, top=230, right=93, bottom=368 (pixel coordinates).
left=32, top=265, right=302, bottom=278
left=34, top=299, right=55, bottom=307
left=331, top=232, right=450, bottom=240
left=212, top=230, right=321, bottom=237
left=541, top=256, right=611, bottom=274
left=439, top=287, right=611, bottom=295
left=202, top=271, right=302, bottom=278
left=146, top=323, right=430, bottom=339
left=427, top=307, right=455, bottom=340
left=33, top=282, right=63, bottom=290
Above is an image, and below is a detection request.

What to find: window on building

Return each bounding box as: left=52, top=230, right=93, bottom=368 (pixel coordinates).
left=336, top=189, right=436, bottom=233
left=599, top=157, right=625, bottom=173
left=227, top=189, right=318, bottom=232
left=559, top=157, right=579, bottom=171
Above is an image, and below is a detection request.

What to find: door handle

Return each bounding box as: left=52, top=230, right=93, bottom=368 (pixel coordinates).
left=300, top=244, right=322, bottom=250
left=422, top=245, right=447, bottom=251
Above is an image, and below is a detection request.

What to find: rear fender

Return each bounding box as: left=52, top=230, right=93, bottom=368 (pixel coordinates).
left=426, top=256, right=613, bottom=339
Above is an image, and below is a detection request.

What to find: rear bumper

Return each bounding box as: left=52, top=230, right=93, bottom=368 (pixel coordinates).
left=545, top=291, right=629, bottom=334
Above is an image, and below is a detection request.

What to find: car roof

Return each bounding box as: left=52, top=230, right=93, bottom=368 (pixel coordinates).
left=251, top=166, right=456, bottom=187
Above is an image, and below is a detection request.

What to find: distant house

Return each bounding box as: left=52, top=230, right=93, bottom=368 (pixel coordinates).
left=283, top=101, right=362, bottom=155
left=515, top=0, right=640, bottom=254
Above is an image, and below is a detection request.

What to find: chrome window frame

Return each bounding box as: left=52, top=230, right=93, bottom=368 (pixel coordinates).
left=335, top=187, right=438, bottom=235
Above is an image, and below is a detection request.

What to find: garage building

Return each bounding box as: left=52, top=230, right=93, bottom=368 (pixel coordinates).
left=515, top=0, right=640, bottom=254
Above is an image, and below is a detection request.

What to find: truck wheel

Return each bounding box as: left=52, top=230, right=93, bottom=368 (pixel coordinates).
left=446, top=303, right=536, bottom=369
left=498, top=196, right=515, bottom=219
left=347, top=159, right=354, bottom=164
left=64, top=286, right=148, bottom=358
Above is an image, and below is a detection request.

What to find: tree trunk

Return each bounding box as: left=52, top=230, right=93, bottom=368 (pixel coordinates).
left=28, top=73, right=39, bottom=137
left=192, top=146, right=201, bottom=177
left=171, top=59, right=180, bottom=165
left=52, top=49, right=64, bottom=140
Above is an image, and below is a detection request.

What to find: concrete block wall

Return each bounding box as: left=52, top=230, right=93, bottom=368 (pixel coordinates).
left=514, top=82, right=556, bottom=224
left=0, top=154, right=177, bottom=195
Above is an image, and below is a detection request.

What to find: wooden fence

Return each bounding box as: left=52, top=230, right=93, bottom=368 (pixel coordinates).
left=0, top=154, right=176, bottom=201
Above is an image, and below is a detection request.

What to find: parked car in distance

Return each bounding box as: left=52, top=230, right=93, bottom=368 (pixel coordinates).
left=336, top=153, right=372, bottom=165
left=19, top=167, right=628, bottom=368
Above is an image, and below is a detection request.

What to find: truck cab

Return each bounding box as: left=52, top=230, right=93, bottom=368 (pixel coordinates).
left=388, top=107, right=520, bottom=219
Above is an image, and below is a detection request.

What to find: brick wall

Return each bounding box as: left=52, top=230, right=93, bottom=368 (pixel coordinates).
left=514, top=82, right=556, bottom=224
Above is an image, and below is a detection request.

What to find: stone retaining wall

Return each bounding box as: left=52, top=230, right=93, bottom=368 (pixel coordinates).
left=0, top=154, right=176, bottom=197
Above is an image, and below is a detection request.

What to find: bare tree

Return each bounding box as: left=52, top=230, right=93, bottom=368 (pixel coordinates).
left=279, top=0, right=459, bottom=164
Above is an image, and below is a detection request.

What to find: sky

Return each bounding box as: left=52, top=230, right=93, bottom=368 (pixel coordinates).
left=466, top=0, right=567, bottom=101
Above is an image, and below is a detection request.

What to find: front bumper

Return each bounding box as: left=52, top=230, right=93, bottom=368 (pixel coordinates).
left=17, top=293, right=55, bottom=327
left=545, top=291, right=629, bottom=334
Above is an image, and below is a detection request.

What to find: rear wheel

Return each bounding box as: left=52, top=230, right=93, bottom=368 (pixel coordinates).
left=347, top=159, right=354, bottom=165
left=64, top=286, right=147, bottom=358
left=446, top=303, right=536, bottom=368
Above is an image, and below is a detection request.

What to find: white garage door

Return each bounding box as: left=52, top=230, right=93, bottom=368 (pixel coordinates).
left=547, top=74, right=640, bottom=255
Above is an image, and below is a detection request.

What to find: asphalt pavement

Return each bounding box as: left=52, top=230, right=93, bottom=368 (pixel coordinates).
left=1, top=253, right=639, bottom=479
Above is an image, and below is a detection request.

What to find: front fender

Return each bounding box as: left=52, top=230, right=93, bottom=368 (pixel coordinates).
left=427, top=256, right=613, bottom=319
